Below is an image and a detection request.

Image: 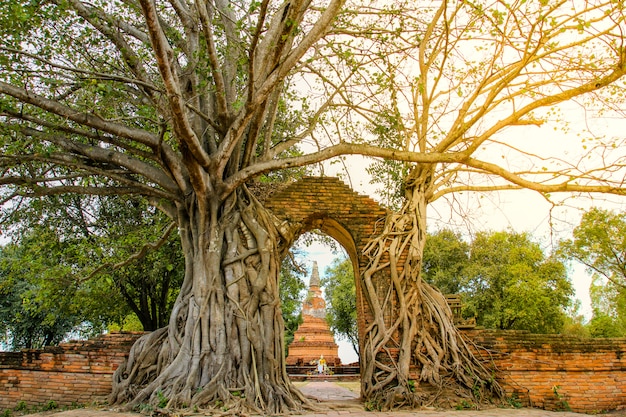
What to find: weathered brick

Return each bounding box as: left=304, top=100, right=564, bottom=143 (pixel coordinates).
left=0, top=332, right=143, bottom=411
left=464, top=329, right=626, bottom=412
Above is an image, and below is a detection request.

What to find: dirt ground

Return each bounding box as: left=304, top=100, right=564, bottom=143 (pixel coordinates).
left=294, top=380, right=361, bottom=394
left=11, top=381, right=626, bottom=417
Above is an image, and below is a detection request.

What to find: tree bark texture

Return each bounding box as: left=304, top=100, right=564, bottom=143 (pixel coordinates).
left=359, top=174, right=504, bottom=410
left=110, top=187, right=308, bottom=414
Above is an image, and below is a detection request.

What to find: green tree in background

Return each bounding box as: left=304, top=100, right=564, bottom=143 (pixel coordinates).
left=464, top=231, right=572, bottom=334
left=559, top=301, right=590, bottom=338
left=280, top=252, right=306, bottom=355
left=85, top=196, right=185, bottom=331
left=586, top=310, right=624, bottom=338
left=0, top=227, right=109, bottom=349
left=0, top=194, right=185, bottom=349
left=322, top=257, right=358, bottom=358
left=422, top=229, right=470, bottom=295
left=422, top=229, right=575, bottom=334
left=559, top=208, right=626, bottom=337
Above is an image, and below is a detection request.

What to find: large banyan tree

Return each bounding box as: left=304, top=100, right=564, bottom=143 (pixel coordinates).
left=2, top=0, right=626, bottom=413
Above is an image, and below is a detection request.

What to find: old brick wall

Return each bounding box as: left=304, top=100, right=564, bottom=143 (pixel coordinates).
left=0, top=332, right=143, bottom=411
left=3, top=329, right=625, bottom=413
left=466, top=329, right=626, bottom=412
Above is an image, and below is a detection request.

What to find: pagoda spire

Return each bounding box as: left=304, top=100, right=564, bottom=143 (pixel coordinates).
left=286, top=261, right=341, bottom=366
left=302, top=261, right=326, bottom=319
left=309, top=261, right=321, bottom=288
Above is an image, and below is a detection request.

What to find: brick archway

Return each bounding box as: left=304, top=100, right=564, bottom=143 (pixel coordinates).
left=264, top=176, right=388, bottom=358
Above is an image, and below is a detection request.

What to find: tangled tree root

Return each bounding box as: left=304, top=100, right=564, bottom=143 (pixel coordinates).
left=109, top=188, right=317, bottom=415
left=359, top=203, right=506, bottom=411
left=110, top=323, right=316, bottom=415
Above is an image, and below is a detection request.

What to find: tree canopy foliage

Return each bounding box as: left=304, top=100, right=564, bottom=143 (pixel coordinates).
left=559, top=208, right=626, bottom=291
left=1, top=0, right=626, bottom=412
left=463, top=231, right=572, bottom=334
left=422, top=229, right=470, bottom=295
left=0, top=194, right=186, bottom=349
left=0, top=229, right=93, bottom=350
left=407, top=228, right=574, bottom=334
left=559, top=208, right=626, bottom=337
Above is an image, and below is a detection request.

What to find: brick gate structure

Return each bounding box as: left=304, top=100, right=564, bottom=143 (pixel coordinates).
left=264, top=176, right=388, bottom=354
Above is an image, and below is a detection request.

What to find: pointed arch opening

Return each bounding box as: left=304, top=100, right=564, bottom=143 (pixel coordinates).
left=264, top=177, right=389, bottom=380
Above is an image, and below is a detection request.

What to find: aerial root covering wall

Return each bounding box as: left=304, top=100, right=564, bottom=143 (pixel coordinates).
left=263, top=178, right=626, bottom=413
left=0, top=332, right=143, bottom=411
left=466, top=329, right=626, bottom=412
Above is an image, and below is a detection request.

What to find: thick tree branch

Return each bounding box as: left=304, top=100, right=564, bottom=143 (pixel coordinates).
left=195, top=0, right=231, bottom=126
left=15, top=126, right=180, bottom=195
left=224, top=143, right=464, bottom=195
left=0, top=81, right=160, bottom=147
left=462, top=156, right=626, bottom=196
left=139, top=0, right=211, bottom=170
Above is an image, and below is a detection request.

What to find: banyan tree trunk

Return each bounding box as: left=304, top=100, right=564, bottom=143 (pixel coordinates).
left=110, top=187, right=308, bottom=414
left=359, top=179, right=504, bottom=410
